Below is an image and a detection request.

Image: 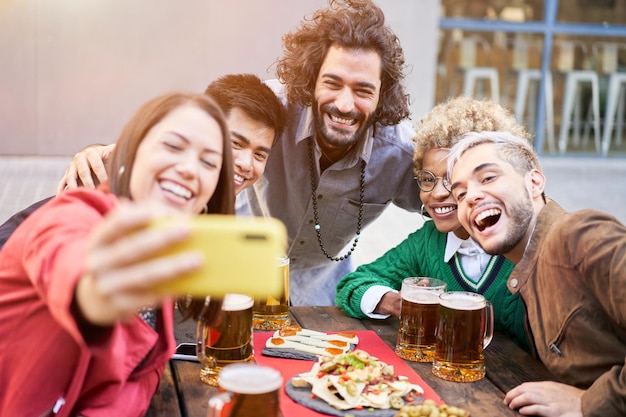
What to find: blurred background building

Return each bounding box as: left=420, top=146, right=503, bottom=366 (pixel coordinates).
left=2, top=0, right=625, bottom=157
left=438, top=0, right=626, bottom=157
left=0, top=1, right=438, bottom=155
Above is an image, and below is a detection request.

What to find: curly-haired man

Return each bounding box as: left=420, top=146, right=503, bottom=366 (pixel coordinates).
left=238, top=0, right=420, bottom=305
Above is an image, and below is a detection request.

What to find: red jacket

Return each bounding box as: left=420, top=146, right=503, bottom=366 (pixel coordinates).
left=0, top=189, right=176, bottom=417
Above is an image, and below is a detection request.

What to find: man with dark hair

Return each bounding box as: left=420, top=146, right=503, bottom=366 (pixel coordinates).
left=204, top=74, right=285, bottom=195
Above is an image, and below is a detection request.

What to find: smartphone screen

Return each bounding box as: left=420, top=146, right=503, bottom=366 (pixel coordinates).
left=172, top=343, right=198, bottom=362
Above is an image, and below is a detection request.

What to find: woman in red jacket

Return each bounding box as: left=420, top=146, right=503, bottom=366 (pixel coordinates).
left=0, top=92, right=234, bottom=416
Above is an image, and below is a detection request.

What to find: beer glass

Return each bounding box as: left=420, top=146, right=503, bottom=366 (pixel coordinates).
left=207, top=363, right=282, bottom=417
left=197, top=294, right=254, bottom=386
left=395, top=277, right=447, bottom=362
left=253, top=255, right=290, bottom=330
left=433, top=291, right=494, bottom=382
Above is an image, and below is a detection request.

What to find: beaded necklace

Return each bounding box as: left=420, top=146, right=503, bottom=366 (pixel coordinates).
left=307, top=137, right=365, bottom=261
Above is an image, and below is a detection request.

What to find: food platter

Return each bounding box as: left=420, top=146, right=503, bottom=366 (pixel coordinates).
left=285, top=379, right=423, bottom=417
left=284, top=349, right=424, bottom=416
left=262, top=326, right=358, bottom=360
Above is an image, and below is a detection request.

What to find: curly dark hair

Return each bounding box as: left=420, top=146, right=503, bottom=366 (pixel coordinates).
left=275, top=0, right=409, bottom=126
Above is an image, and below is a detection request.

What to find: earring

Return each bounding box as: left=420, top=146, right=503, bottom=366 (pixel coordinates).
left=420, top=204, right=425, bottom=216
left=118, top=166, right=125, bottom=175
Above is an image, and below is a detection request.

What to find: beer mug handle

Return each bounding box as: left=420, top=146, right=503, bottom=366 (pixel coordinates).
left=207, top=392, right=233, bottom=417
left=483, top=301, right=494, bottom=348
left=196, top=297, right=212, bottom=365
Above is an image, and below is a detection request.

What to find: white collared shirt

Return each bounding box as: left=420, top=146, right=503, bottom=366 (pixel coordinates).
left=445, top=232, right=491, bottom=282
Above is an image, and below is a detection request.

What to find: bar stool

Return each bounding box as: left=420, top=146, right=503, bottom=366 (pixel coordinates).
left=505, top=35, right=556, bottom=152
left=514, top=70, right=556, bottom=153
left=556, top=40, right=601, bottom=154
left=450, top=35, right=500, bottom=102
left=603, top=73, right=626, bottom=155
left=596, top=42, right=626, bottom=156
left=463, top=67, right=500, bottom=103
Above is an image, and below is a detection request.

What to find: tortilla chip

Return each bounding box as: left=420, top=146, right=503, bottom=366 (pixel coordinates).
left=329, top=375, right=366, bottom=408
left=362, top=389, right=390, bottom=408
left=311, top=379, right=352, bottom=410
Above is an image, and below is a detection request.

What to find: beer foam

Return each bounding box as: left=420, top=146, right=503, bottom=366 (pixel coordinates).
left=219, top=364, right=283, bottom=393
left=439, top=292, right=486, bottom=310
left=403, top=292, right=440, bottom=304
left=222, top=293, right=254, bottom=311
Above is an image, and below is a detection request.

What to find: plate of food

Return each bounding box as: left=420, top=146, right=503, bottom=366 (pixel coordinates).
left=262, top=325, right=359, bottom=361
left=285, top=349, right=424, bottom=416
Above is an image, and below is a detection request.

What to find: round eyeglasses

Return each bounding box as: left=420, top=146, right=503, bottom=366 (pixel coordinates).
left=415, top=170, right=451, bottom=193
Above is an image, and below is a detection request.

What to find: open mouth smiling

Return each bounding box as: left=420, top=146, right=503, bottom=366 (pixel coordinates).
left=433, top=205, right=456, bottom=215
left=474, top=208, right=501, bottom=232
left=329, top=113, right=357, bottom=126
left=160, top=180, right=192, bottom=200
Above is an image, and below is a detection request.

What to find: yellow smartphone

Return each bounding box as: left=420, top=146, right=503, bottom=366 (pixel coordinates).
left=152, top=215, right=287, bottom=298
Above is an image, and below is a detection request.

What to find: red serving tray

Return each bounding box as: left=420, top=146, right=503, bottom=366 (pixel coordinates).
left=254, top=330, right=442, bottom=417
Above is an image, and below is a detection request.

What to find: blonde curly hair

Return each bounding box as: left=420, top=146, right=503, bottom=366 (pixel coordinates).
left=412, top=96, right=530, bottom=173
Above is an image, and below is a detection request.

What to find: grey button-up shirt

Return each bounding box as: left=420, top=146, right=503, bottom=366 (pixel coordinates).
left=237, top=80, right=421, bottom=306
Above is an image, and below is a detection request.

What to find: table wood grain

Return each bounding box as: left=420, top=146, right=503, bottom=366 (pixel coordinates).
left=145, top=306, right=552, bottom=417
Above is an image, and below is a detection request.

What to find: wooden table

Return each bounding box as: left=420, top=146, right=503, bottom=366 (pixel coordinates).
left=145, top=306, right=555, bottom=417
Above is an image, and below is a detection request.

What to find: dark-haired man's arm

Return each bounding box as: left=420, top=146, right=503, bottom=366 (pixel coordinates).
left=56, top=144, right=115, bottom=195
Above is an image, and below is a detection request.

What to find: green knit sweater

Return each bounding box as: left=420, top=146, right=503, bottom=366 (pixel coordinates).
left=335, top=220, right=530, bottom=353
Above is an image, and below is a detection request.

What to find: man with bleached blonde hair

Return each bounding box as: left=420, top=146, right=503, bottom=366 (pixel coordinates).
left=448, top=131, right=626, bottom=417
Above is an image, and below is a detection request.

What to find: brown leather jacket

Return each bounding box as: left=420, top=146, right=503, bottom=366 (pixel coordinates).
left=507, top=200, right=626, bottom=417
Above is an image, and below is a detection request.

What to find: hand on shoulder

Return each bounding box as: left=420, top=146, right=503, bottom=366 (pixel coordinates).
left=57, top=144, right=116, bottom=195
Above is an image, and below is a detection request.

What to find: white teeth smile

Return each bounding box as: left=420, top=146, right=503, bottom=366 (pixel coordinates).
left=433, top=206, right=455, bottom=215
left=330, top=114, right=356, bottom=126
left=474, top=208, right=502, bottom=230
left=160, top=181, right=192, bottom=200
left=234, top=174, right=245, bottom=183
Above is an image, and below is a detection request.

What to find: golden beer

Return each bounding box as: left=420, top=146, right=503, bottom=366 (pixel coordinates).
left=253, top=255, right=290, bottom=330
left=395, top=277, right=447, bottom=362
left=207, top=364, right=282, bottom=417
left=432, top=291, right=494, bottom=382
left=197, top=294, right=254, bottom=386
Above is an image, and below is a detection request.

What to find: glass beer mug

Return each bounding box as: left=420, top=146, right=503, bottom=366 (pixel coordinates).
left=432, top=291, right=494, bottom=382
left=253, top=255, right=290, bottom=330
left=197, top=294, right=254, bottom=386
left=207, top=363, right=282, bottom=417
left=395, top=277, right=447, bottom=362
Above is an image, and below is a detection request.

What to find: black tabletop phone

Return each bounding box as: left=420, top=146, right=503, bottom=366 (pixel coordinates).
left=172, top=343, right=198, bottom=362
